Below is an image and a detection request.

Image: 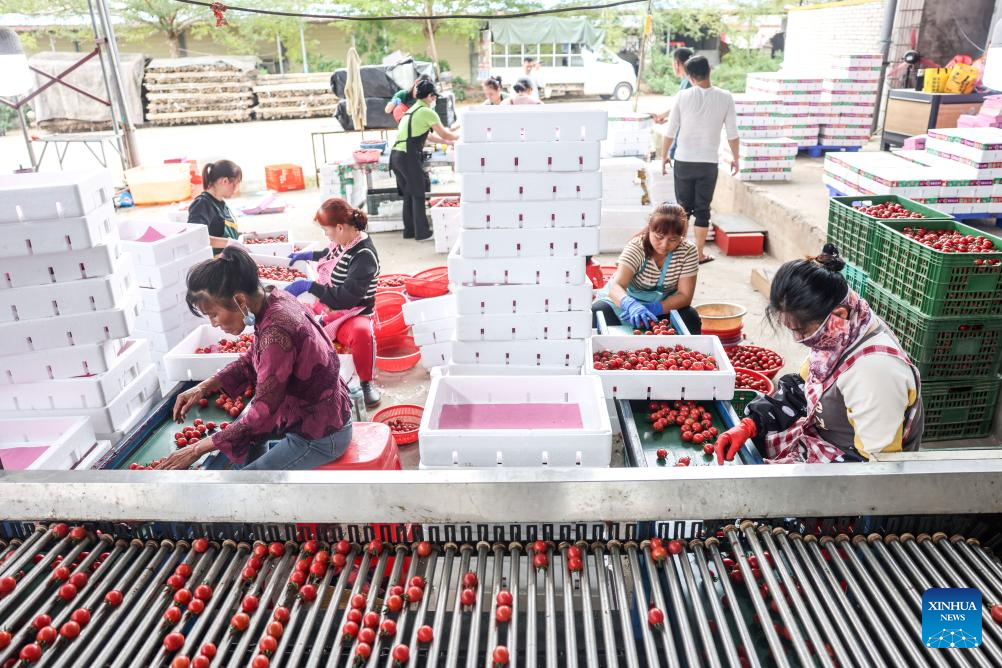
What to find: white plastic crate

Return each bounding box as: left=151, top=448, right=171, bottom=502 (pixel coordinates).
left=72, top=440, right=114, bottom=470
left=117, top=220, right=210, bottom=267
left=235, top=229, right=297, bottom=257
left=0, top=416, right=98, bottom=470
left=448, top=243, right=586, bottom=286
left=458, top=227, right=599, bottom=258
left=444, top=363, right=582, bottom=376
left=451, top=339, right=585, bottom=368
left=0, top=264, right=135, bottom=323
left=585, top=335, right=735, bottom=401
left=134, top=319, right=200, bottom=355
left=135, top=300, right=202, bottom=333
left=0, top=201, right=118, bottom=259
left=412, top=317, right=456, bottom=347
left=133, top=246, right=213, bottom=290
left=402, top=294, right=456, bottom=326
left=419, top=341, right=453, bottom=370
left=0, top=339, right=130, bottom=385
left=418, top=374, right=611, bottom=467
left=460, top=200, right=602, bottom=230
left=459, top=106, right=608, bottom=143
left=455, top=141, right=601, bottom=173
left=1, top=293, right=140, bottom=355
left=0, top=241, right=124, bottom=290
left=0, top=339, right=151, bottom=411
left=0, top=170, right=113, bottom=223
left=250, top=253, right=318, bottom=289
left=162, top=324, right=250, bottom=381
left=459, top=172, right=602, bottom=203
left=0, top=364, right=161, bottom=436
left=455, top=310, right=591, bottom=342
left=139, top=281, right=188, bottom=313
left=455, top=283, right=593, bottom=316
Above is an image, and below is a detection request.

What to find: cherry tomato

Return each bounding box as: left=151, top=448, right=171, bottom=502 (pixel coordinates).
left=460, top=588, right=477, bottom=607
left=0, top=576, right=16, bottom=595
left=392, top=643, right=410, bottom=665
left=200, top=642, right=217, bottom=658
left=164, top=606, right=182, bottom=624
left=273, top=607, right=290, bottom=623
left=385, top=594, right=404, bottom=613
left=70, top=608, right=90, bottom=627
left=342, top=621, right=359, bottom=639
left=347, top=609, right=363, bottom=624
left=0, top=630, right=9, bottom=650
left=19, top=644, right=42, bottom=664
left=497, top=590, right=513, bottom=607
left=492, top=645, right=510, bottom=665
left=417, top=625, right=434, bottom=644
left=358, top=627, right=376, bottom=645
left=231, top=612, right=250, bottom=632
left=362, top=612, right=379, bottom=629
left=251, top=655, right=270, bottom=668
left=350, top=593, right=367, bottom=609
left=163, top=632, right=185, bottom=652
left=174, top=589, right=192, bottom=607
left=648, top=607, right=665, bottom=627
left=259, top=636, right=278, bottom=655
left=192, top=658, right=210, bottom=668
left=172, top=657, right=190, bottom=668
left=496, top=605, right=512, bottom=623
left=192, top=538, right=209, bottom=553
left=355, top=643, right=372, bottom=660
left=300, top=584, right=317, bottom=602
left=266, top=621, right=284, bottom=639
left=380, top=619, right=397, bottom=637
left=533, top=553, right=549, bottom=571
left=188, top=599, right=205, bottom=615
left=58, top=583, right=78, bottom=601
left=992, top=603, right=1002, bottom=625
left=35, top=625, right=56, bottom=646
left=59, top=621, right=80, bottom=640
left=407, top=585, right=423, bottom=603
left=416, top=541, right=432, bottom=558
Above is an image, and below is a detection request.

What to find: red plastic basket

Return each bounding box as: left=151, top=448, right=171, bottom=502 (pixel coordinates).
left=733, top=368, right=775, bottom=395
left=373, top=292, right=408, bottom=338
left=376, top=273, right=411, bottom=295
left=406, top=266, right=449, bottom=299
left=371, top=404, right=424, bottom=445
left=375, top=334, right=420, bottom=372
left=725, top=345, right=784, bottom=380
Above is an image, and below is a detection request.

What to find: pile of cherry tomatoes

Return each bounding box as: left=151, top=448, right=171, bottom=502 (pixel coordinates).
left=207, top=387, right=253, bottom=418
left=726, top=345, right=782, bottom=375
left=647, top=400, right=719, bottom=449
left=735, top=370, right=771, bottom=393
left=901, top=227, right=1000, bottom=258
left=173, top=419, right=226, bottom=448
left=244, top=234, right=288, bottom=244
left=385, top=418, right=419, bottom=435
left=593, top=344, right=718, bottom=371
left=432, top=198, right=460, bottom=208
left=195, top=334, right=254, bottom=355
left=853, top=201, right=925, bottom=219
left=377, top=276, right=407, bottom=289
left=257, top=265, right=306, bottom=283
left=633, top=322, right=677, bottom=336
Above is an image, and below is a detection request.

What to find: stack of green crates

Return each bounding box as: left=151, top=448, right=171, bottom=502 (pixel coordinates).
left=826, top=195, right=1002, bottom=442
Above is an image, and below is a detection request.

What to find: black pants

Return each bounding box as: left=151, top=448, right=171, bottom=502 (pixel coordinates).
left=389, top=149, right=432, bottom=240
left=673, top=160, right=719, bottom=229
left=401, top=195, right=431, bottom=240
left=591, top=300, right=702, bottom=335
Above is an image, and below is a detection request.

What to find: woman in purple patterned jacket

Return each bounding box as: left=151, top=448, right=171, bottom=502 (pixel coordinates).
left=160, top=246, right=352, bottom=470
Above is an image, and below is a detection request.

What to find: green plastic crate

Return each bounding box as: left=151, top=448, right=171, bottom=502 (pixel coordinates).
left=843, top=262, right=868, bottom=299
left=869, top=219, right=1002, bottom=318
left=921, top=378, right=1000, bottom=442
left=867, top=282, right=1002, bottom=381
left=826, top=195, right=952, bottom=270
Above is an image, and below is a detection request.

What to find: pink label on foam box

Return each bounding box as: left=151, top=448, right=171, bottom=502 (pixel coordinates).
left=438, top=403, right=583, bottom=430
left=135, top=226, right=168, bottom=243
left=0, top=446, right=48, bottom=470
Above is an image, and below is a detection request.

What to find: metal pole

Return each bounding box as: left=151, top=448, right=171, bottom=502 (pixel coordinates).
left=15, top=97, right=38, bottom=170
left=632, top=0, right=655, bottom=112
left=872, top=0, right=899, bottom=137
left=86, top=0, right=126, bottom=173
left=95, top=0, right=139, bottom=168
left=300, top=23, right=309, bottom=74
left=277, top=34, right=285, bottom=75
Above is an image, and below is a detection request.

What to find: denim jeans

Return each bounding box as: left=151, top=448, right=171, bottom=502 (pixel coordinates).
left=207, top=420, right=353, bottom=471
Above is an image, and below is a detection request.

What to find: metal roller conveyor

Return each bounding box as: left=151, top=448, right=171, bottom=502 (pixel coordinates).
left=1, top=523, right=1000, bottom=666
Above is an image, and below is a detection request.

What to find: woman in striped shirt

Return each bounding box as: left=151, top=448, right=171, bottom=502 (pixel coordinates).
left=592, top=203, right=702, bottom=334
left=286, top=198, right=382, bottom=407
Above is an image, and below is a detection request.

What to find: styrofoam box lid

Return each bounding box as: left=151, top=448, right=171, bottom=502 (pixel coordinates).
left=0, top=169, right=113, bottom=223
left=1, top=291, right=140, bottom=355
left=585, top=334, right=735, bottom=401
left=0, top=240, right=125, bottom=290
left=460, top=199, right=602, bottom=230
left=447, top=242, right=587, bottom=287
left=457, top=227, right=599, bottom=259
left=443, top=363, right=582, bottom=376
left=0, top=262, right=135, bottom=323
left=455, top=282, right=593, bottom=316
left=0, top=339, right=128, bottom=385
left=118, top=220, right=210, bottom=267
left=455, top=140, right=601, bottom=174
left=0, top=200, right=118, bottom=259
left=459, top=171, right=602, bottom=203
left=402, top=294, right=456, bottom=326
left=455, top=310, right=591, bottom=342
left=459, top=105, right=608, bottom=144
left=0, top=415, right=97, bottom=470
left=451, top=339, right=586, bottom=367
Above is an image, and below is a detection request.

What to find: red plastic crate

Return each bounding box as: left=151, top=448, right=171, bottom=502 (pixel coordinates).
left=713, top=228, right=764, bottom=256
left=265, top=164, right=305, bottom=192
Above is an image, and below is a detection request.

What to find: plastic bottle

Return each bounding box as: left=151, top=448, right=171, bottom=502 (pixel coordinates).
left=190, top=173, right=203, bottom=199
left=349, top=384, right=367, bottom=422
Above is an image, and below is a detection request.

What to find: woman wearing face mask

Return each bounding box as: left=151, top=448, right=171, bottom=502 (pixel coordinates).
left=187, top=159, right=242, bottom=251
left=591, top=203, right=702, bottom=334
left=160, top=246, right=352, bottom=471
left=715, top=244, right=923, bottom=465
left=285, top=198, right=381, bottom=408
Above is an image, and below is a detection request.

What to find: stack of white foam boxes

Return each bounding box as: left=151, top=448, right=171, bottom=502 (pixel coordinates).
left=598, top=157, right=651, bottom=252
left=746, top=72, right=823, bottom=149
left=820, top=54, right=881, bottom=148
left=602, top=113, right=653, bottom=158
left=116, top=219, right=212, bottom=389
left=734, top=94, right=791, bottom=141
left=0, top=170, right=161, bottom=451
left=445, top=106, right=606, bottom=375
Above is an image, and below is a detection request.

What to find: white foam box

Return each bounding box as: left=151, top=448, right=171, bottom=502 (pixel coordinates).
left=0, top=169, right=113, bottom=223
left=135, top=320, right=200, bottom=355
left=452, top=339, right=585, bottom=368
left=0, top=364, right=161, bottom=436
left=455, top=140, right=601, bottom=173
left=0, top=200, right=118, bottom=259
left=139, top=281, right=188, bottom=314
left=162, top=324, right=243, bottom=380
left=459, top=172, right=602, bottom=202
left=585, top=335, right=735, bottom=401
left=418, top=374, right=611, bottom=468
left=460, top=199, right=602, bottom=229
left=1, top=293, right=139, bottom=355
left=250, top=253, right=318, bottom=289
left=419, top=341, right=453, bottom=370
left=0, top=416, right=98, bottom=470
left=413, top=318, right=456, bottom=347
left=132, top=246, right=213, bottom=290
left=0, top=240, right=124, bottom=290
left=455, top=310, right=591, bottom=342
left=117, top=220, right=210, bottom=267
left=430, top=198, right=462, bottom=254
left=0, top=264, right=135, bottom=323
left=458, top=105, right=608, bottom=143
left=134, top=300, right=202, bottom=333
left=235, top=229, right=295, bottom=257
left=444, top=363, right=581, bottom=376
left=455, top=283, right=593, bottom=316
left=0, top=339, right=151, bottom=411
left=72, top=440, right=115, bottom=470
left=457, top=227, right=599, bottom=259
left=0, top=338, right=132, bottom=385
left=448, top=243, right=586, bottom=286
left=402, top=294, right=456, bottom=326
left=927, top=128, right=1002, bottom=163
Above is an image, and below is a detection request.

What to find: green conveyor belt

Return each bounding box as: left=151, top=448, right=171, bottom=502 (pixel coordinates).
left=628, top=399, right=742, bottom=468
left=117, top=402, right=247, bottom=469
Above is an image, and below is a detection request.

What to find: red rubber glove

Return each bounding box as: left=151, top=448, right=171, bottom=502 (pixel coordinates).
left=714, top=418, right=758, bottom=465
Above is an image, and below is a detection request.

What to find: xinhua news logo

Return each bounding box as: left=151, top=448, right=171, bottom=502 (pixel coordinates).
left=922, top=588, right=982, bottom=649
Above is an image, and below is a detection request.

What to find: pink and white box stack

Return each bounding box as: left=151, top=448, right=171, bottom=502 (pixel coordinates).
left=734, top=94, right=791, bottom=141
left=958, top=96, right=1002, bottom=129
left=820, top=54, right=881, bottom=148
left=746, top=72, right=823, bottom=147
left=737, top=137, right=798, bottom=182
left=0, top=170, right=160, bottom=448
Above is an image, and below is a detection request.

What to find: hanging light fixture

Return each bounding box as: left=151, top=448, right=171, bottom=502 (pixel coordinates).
left=0, top=27, right=33, bottom=97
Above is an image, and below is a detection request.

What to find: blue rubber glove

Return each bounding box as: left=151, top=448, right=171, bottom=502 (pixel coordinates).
left=288, top=251, right=313, bottom=266
left=619, top=296, right=657, bottom=328
left=647, top=300, right=665, bottom=317
left=285, top=279, right=313, bottom=297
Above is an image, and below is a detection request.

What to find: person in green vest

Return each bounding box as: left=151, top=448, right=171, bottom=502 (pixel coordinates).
left=389, top=80, right=459, bottom=242
left=187, top=159, right=242, bottom=252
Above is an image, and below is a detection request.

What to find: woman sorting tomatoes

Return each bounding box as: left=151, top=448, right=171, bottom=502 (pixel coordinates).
left=187, top=159, right=242, bottom=252
left=160, top=246, right=352, bottom=471
left=592, top=203, right=702, bottom=334
left=285, top=197, right=382, bottom=408
left=715, top=244, right=923, bottom=465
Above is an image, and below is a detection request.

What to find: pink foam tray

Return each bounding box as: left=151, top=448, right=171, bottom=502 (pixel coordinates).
left=438, top=403, right=583, bottom=430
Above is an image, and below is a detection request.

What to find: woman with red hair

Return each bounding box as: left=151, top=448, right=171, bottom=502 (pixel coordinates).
left=286, top=198, right=381, bottom=407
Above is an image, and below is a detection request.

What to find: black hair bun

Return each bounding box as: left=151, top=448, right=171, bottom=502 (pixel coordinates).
left=818, top=243, right=846, bottom=273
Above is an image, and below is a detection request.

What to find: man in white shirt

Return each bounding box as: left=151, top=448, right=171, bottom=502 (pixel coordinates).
left=522, top=57, right=543, bottom=100
left=661, top=56, right=740, bottom=264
